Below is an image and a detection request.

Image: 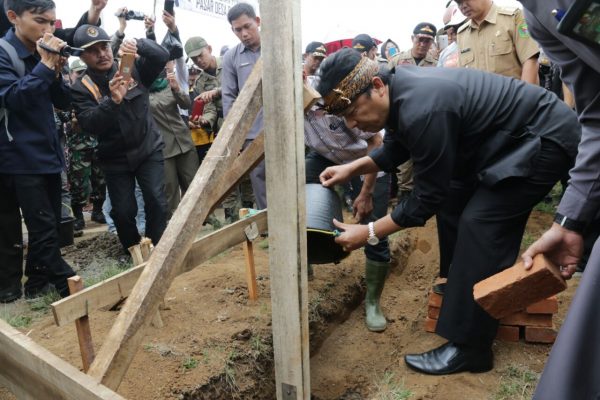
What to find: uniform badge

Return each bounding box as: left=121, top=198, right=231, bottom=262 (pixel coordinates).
left=518, top=23, right=530, bottom=38
left=87, top=27, right=99, bottom=38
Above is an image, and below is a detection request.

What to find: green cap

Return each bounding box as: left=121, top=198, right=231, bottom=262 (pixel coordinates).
left=70, top=58, right=87, bottom=72
left=185, top=36, right=208, bottom=58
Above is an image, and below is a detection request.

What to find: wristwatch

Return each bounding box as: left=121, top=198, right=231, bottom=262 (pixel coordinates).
left=554, top=212, right=586, bottom=234
left=367, top=222, right=380, bottom=246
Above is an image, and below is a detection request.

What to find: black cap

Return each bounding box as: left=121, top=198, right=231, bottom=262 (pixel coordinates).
left=73, top=24, right=111, bottom=49
left=305, top=41, right=327, bottom=58
left=413, top=22, right=437, bottom=39
left=352, top=34, right=376, bottom=52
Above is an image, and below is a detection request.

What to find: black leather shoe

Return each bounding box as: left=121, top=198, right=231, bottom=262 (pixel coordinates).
left=432, top=282, right=446, bottom=295
left=404, top=342, right=493, bottom=375
left=0, top=286, right=22, bottom=303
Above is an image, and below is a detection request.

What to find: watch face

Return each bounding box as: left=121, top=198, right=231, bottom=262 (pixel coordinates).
left=367, top=236, right=379, bottom=246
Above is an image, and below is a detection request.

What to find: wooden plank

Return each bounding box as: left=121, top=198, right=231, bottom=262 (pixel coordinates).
left=303, top=81, right=320, bottom=112
left=239, top=208, right=258, bottom=301
left=261, top=1, right=310, bottom=398
left=51, top=210, right=268, bottom=327
left=68, top=276, right=95, bottom=372
left=88, top=68, right=264, bottom=386
left=128, top=241, right=163, bottom=328
left=0, top=319, right=124, bottom=400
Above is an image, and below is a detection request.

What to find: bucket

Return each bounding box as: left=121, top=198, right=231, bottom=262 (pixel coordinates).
left=306, top=183, right=350, bottom=264
left=59, top=217, right=75, bottom=247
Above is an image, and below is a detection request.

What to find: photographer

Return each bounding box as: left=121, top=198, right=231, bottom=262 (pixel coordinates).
left=0, top=0, right=76, bottom=302
left=70, top=24, right=170, bottom=253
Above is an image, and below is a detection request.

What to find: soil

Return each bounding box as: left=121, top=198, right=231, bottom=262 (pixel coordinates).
left=0, top=210, right=579, bottom=400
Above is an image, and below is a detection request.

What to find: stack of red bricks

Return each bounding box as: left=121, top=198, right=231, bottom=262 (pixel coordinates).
left=424, top=292, right=559, bottom=343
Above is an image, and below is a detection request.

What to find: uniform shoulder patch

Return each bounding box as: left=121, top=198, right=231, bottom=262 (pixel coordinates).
left=457, top=21, right=470, bottom=34
left=517, top=22, right=530, bottom=38
left=498, top=6, right=518, bottom=16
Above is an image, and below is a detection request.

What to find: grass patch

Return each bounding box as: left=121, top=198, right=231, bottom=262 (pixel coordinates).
left=28, top=290, right=61, bottom=312
left=492, top=365, right=538, bottom=400
left=182, top=357, right=199, bottom=370
left=372, top=371, right=413, bottom=400
left=0, top=308, right=33, bottom=328
left=533, top=183, right=563, bottom=215
left=84, top=262, right=130, bottom=287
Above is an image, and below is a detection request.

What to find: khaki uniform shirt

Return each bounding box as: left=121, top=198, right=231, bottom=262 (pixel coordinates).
left=389, top=49, right=437, bottom=68
left=457, top=3, right=539, bottom=79
left=193, top=57, right=223, bottom=132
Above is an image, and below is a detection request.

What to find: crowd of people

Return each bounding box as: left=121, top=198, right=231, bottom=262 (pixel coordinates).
left=0, top=0, right=598, bottom=397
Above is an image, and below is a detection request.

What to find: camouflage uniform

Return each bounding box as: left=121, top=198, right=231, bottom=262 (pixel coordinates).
left=66, top=114, right=105, bottom=211
left=194, top=58, right=254, bottom=221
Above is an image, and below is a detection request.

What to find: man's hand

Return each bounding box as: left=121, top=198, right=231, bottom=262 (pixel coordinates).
left=144, top=16, right=155, bottom=33
left=116, top=7, right=128, bottom=34
left=167, top=72, right=179, bottom=91
left=88, top=0, right=108, bottom=25
left=37, top=33, right=66, bottom=71
left=109, top=73, right=128, bottom=104
left=190, top=115, right=209, bottom=127
left=522, top=223, right=584, bottom=279
left=319, top=164, right=352, bottom=188
left=119, top=39, right=138, bottom=58
left=162, top=10, right=177, bottom=33
left=196, top=89, right=220, bottom=104
left=353, top=192, right=373, bottom=222
left=332, top=219, right=368, bottom=252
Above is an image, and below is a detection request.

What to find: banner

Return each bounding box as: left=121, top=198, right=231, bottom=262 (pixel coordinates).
left=177, top=0, right=260, bottom=20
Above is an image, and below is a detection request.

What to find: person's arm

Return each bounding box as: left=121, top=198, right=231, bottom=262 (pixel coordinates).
left=167, top=72, right=191, bottom=109
left=71, top=73, right=127, bottom=137
left=54, top=0, right=107, bottom=45
left=220, top=50, right=239, bottom=118
left=521, top=56, right=539, bottom=85
left=0, top=35, right=64, bottom=110
left=144, top=17, right=157, bottom=42
left=132, top=39, right=170, bottom=88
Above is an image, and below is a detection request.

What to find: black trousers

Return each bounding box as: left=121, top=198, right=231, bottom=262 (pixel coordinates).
left=0, top=177, right=23, bottom=294
left=104, top=150, right=167, bottom=252
left=436, top=139, right=573, bottom=347
left=0, top=174, right=74, bottom=296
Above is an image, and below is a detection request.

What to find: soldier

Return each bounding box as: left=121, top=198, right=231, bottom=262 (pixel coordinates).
left=67, top=58, right=106, bottom=232
left=456, top=0, right=539, bottom=83
left=390, top=22, right=438, bottom=67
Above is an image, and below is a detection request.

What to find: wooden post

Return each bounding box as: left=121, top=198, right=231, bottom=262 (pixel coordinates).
left=239, top=208, right=258, bottom=301
left=67, top=276, right=95, bottom=372
left=261, top=0, right=310, bottom=398
left=0, top=319, right=124, bottom=400
left=87, top=61, right=264, bottom=390
left=128, top=242, right=163, bottom=329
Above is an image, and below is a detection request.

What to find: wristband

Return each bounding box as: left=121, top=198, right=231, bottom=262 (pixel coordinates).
left=554, top=212, right=586, bottom=234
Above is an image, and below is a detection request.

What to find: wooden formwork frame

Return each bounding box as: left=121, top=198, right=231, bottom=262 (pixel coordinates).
left=0, top=2, right=311, bottom=397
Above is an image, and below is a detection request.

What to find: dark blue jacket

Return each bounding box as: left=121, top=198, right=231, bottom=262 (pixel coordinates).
left=0, top=29, right=71, bottom=174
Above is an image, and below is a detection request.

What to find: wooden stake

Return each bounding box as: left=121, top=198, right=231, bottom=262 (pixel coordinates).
left=239, top=208, right=258, bottom=301
left=128, top=241, right=163, bottom=329
left=262, top=0, right=311, bottom=397
left=87, top=61, right=264, bottom=390
left=67, top=276, right=95, bottom=373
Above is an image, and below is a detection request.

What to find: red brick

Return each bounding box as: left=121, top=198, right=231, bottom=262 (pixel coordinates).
left=525, top=326, right=557, bottom=343
left=424, top=317, right=437, bottom=333
left=500, top=311, right=553, bottom=327
left=473, top=254, right=567, bottom=319
left=496, top=325, right=520, bottom=342
left=428, top=305, right=440, bottom=319
left=428, top=291, right=443, bottom=308
left=526, top=296, right=558, bottom=314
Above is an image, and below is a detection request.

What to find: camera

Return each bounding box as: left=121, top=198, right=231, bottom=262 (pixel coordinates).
left=115, top=10, right=146, bottom=21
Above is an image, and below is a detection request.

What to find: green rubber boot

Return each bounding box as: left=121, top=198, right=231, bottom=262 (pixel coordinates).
left=365, top=259, right=390, bottom=332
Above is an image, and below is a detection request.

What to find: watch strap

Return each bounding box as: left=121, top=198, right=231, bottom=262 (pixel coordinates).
left=554, top=212, right=586, bottom=234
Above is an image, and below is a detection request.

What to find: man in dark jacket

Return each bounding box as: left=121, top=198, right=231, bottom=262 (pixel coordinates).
left=0, top=0, right=76, bottom=301
left=71, top=24, right=169, bottom=253
left=317, top=48, right=580, bottom=375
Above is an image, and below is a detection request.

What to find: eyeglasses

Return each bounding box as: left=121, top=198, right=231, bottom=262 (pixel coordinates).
left=416, top=37, right=434, bottom=44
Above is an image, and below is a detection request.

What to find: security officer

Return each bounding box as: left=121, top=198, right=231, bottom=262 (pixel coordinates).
left=456, top=0, right=539, bottom=83
left=185, top=36, right=251, bottom=223
left=390, top=22, right=438, bottom=67
left=67, top=58, right=106, bottom=232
